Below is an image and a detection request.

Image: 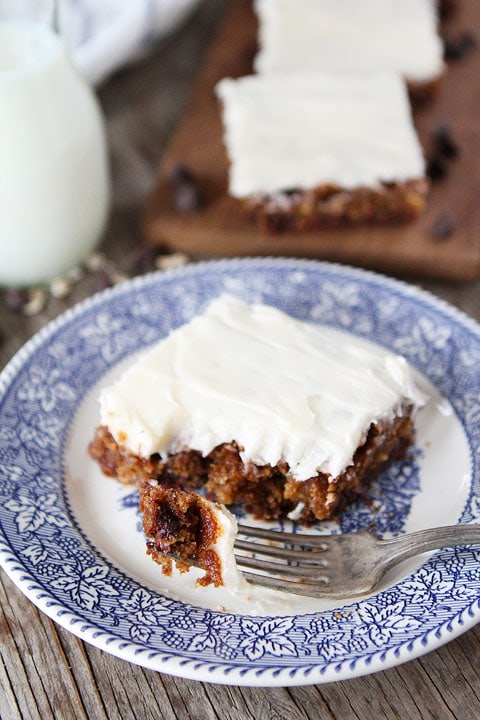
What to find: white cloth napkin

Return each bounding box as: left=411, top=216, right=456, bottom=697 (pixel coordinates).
left=58, top=0, right=201, bottom=85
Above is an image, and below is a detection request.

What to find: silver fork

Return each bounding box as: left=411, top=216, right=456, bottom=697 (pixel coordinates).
left=235, top=523, right=480, bottom=598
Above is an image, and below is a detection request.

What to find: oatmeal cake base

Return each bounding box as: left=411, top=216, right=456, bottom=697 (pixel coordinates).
left=243, top=179, right=429, bottom=233
left=89, top=409, right=415, bottom=525
left=140, top=485, right=226, bottom=587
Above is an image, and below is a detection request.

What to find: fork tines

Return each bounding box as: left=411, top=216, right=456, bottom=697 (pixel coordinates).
left=235, top=524, right=331, bottom=595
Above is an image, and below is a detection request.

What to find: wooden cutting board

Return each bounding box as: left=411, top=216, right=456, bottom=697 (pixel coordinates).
left=143, top=0, right=480, bottom=282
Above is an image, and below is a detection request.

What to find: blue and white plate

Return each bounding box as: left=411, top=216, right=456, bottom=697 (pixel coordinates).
left=1, top=258, right=479, bottom=687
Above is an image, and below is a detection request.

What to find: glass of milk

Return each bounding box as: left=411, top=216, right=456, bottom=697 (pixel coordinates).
left=0, top=0, right=111, bottom=287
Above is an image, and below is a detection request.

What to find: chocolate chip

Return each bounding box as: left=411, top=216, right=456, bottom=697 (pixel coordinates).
left=444, top=30, right=477, bottom=61
left=426, top=121, right=460, bottom=181
left=4, top=287, right=29, bottom=312
left=93, top=269, right=114, bottom=293
left=432, top=121, right=459, bottom=160
left=169, top=164, right=204, bottom=214
left=430, top=211, right=456, bottom=240
left=155, top=509, right=181, bottom=547
left=129, top=244, right=158, bottom=274
left=438, top=0, right=456, bottom=19
left=426, top=155, right=448, bottom=181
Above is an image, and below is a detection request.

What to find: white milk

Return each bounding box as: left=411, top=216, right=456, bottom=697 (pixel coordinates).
left=0, top=22, right=110, bottom=286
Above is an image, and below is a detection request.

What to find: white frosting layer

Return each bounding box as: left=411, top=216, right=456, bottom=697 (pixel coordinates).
left=206, top=500, right=248, bottom=591
left=216, top=72, right=425, bottom=197
left=254, top=0, right=444, bottom=83
left=100, top=294, right=426, bottom=482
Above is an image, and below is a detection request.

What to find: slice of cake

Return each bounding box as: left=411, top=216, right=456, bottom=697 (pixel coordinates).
left=90, top=294, right=426, bottom=524
left=140, top=484, right=247, bottom=589
left=215, top=72, right=428, bottom=232
left=254, top=0, right=445, bottom=99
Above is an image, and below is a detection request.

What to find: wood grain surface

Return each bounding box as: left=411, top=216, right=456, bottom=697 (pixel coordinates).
left=1, top=1, right=480, bottom=718
left=143, top=0, right=480, bottom=282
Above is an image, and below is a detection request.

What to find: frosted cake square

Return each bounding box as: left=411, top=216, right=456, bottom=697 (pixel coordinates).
left=215, top=72, right=428, bottom=232
left=254, top=0, right=445, bottom=99
left=89, top=294, right=426, bottom=526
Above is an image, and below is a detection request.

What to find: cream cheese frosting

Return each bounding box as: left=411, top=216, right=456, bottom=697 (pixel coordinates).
left=203, top=499, right=248, bottom=591
left=254, top=0, right=444, bottom=83
left=215, top=72, right=425, bottom=198
left=99, top=294, right=426, bottom=482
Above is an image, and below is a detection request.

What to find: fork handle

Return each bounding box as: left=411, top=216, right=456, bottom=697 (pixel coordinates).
left=378, top=524, right=480, bottom=569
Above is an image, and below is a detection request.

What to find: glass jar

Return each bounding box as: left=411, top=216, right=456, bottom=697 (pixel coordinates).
left=0, top=0, right=111, bottom=286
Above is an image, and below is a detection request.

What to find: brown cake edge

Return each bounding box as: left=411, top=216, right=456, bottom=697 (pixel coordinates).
left=88, top=405, right=416, bottom=525
left=140, top=485, right=226, bottom=587
left=242, top=179, right=429, bottom=233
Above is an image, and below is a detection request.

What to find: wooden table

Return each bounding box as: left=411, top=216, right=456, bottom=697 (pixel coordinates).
left=1, top=2, right=480, bottom=717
